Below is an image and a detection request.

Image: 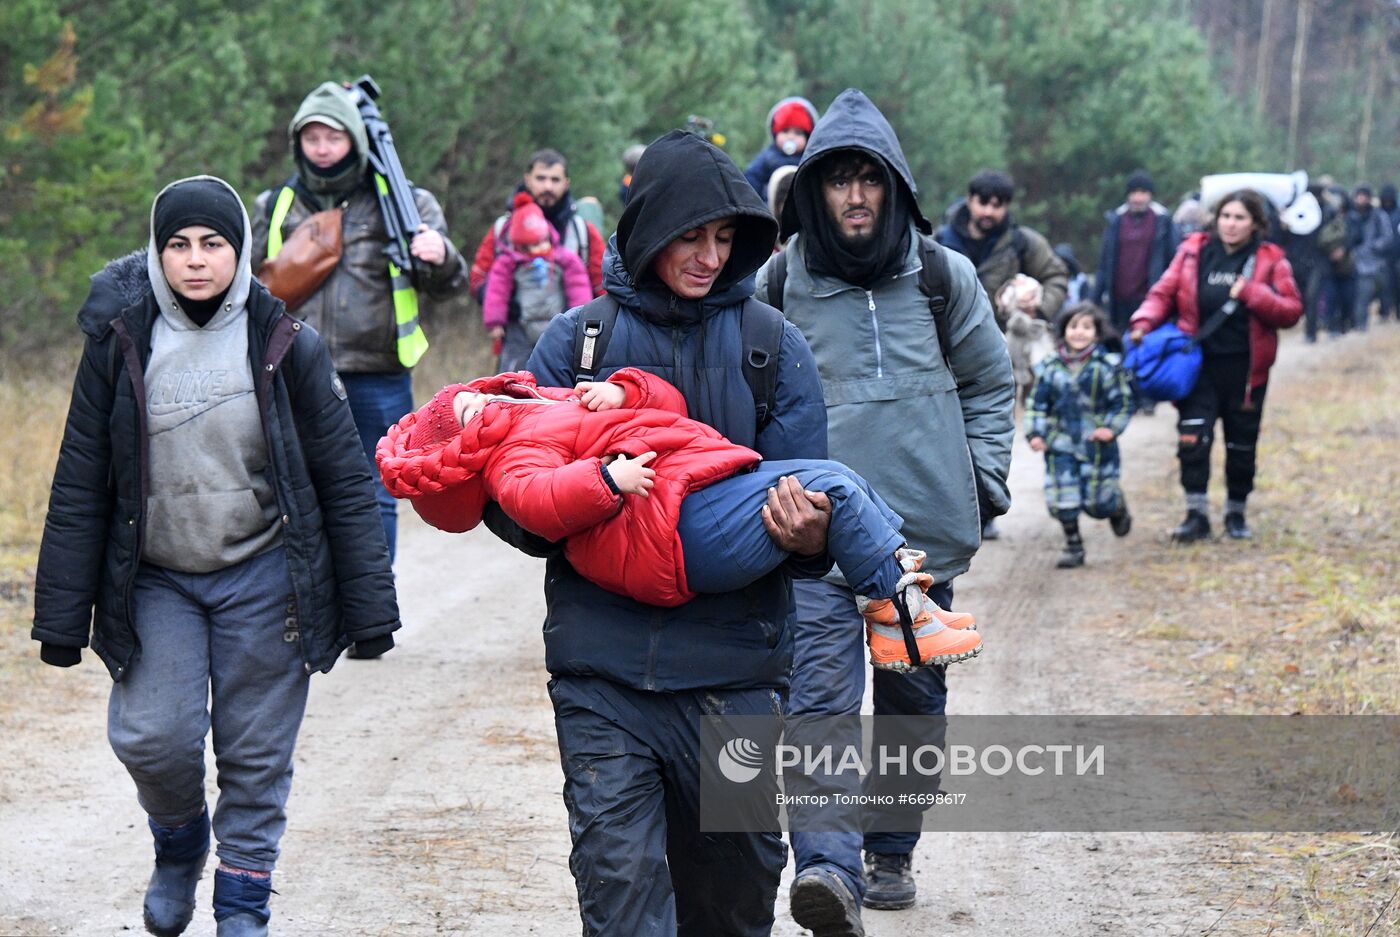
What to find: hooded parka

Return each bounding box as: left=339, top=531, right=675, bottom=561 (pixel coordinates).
left=760, top=89, right=1015, bottom=584
left=494, top=129, right=829, bottom=692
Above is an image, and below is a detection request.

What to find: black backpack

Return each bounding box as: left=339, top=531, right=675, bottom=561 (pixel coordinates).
left=571, top=295, right=786, bottom=431
left=765, top=235, right=955, bottom=370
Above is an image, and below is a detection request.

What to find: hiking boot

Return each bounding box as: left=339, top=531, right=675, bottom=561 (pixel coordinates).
left=143, top=811, right=209, bottom=937
left=894, top=547, right=926, bottom=573
left=860, top=572, right=976, bottom=631
left=790, top=868, right=864, bottom=937
left=1110, top=506, right=1132, bottom=537
left=863, top=852, right=916, bottom=911
left=860, top=573, right=982, bottom=671
left=1224, top=512, right=1253, bottom=540
left=1055, top=544, right=1085, bottom=568
left=1170, top=510, right=1211, bottom=544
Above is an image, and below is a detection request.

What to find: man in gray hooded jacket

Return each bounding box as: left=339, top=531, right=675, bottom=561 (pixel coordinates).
left=757, top=89, right=1014, bottom=934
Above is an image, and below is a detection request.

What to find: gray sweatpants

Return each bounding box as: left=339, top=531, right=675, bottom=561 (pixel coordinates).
left=107, top=546, right=310, bottom=872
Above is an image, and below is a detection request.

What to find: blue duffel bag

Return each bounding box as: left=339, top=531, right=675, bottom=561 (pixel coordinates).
left=1124, top=321, right=1202, bottom=401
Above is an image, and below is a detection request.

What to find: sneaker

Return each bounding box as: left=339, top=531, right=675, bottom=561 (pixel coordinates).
left=1110, top=506, right=1132, bottom=537
left=863, top=852, right=916, bottom=911
left=790, top=868, right=865, bottom=937
left=1055, top=544, right=1085, bottom=568
left=860, top=574, right=982, bottom=670
left=1169, top=510, right=1211, bottom=543
left=143, top=812, right=209, bottom=937
left=1224, top=512, right=1252, bottom=540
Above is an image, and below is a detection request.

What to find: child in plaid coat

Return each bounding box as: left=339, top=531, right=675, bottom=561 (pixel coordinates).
left=1025, top=303, right=1135, bottom=567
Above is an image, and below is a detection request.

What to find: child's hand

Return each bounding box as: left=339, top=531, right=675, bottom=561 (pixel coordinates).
left=606, top=452, right=656, bottom=496
left=1090, top=427, right=1115, bottom=442
left=1029, top=436, right=1046, bottom=453
left=576, top=381, right=627, bottom=411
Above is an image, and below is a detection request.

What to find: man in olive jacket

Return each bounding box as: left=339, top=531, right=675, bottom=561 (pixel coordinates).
left=758, top=89, right=1014, bottom=934
left=936, top=170, right=1068, bottom=330
left=251, top=80, right=468, bottom=564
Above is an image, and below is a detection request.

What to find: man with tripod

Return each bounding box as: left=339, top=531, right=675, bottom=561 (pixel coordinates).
left=252, top=80, right=468, bottom=570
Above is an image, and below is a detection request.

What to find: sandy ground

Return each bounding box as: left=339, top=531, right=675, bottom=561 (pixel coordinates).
left=0, top=337, right=1330, bottom=936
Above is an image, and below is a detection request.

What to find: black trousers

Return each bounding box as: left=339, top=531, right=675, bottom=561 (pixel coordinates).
left=1176, top=353, right=1267, bottom=502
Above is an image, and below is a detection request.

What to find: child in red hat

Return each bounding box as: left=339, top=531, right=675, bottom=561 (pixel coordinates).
left=744, top=96, right=819, bottom=198
left=482, top=192, right=593, bottom=370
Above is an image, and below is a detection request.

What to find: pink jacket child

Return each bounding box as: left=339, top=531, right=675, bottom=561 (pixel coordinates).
left=483, top=192, right=592, bottom=369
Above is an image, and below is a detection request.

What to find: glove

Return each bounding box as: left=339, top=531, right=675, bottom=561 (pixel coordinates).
left=40, top=643, right=82, bottom=668
left=347, top=633, right=395, bottom=660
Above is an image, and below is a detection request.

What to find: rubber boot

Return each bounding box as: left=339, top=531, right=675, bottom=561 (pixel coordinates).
left=143, top=810, right=209, bottom=937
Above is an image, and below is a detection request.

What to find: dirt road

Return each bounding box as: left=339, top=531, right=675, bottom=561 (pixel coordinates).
left=0, top=337, right=1327, bottom=936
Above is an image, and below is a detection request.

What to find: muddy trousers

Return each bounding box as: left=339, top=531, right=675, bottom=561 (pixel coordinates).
left=107, top=547, right=310, bottom=872
left=786, top=579, right=951, bottom=903
left=679, top=460, right=906, bottom=600
left=1175, top=353, right=1267, bottom=503
left=550, top=676, right=787, bottom=936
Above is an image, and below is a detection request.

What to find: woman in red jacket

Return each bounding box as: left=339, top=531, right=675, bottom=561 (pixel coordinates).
left=378, top=366, right=983, bottom=669
left=1130, top=189, right=1303, bottom=542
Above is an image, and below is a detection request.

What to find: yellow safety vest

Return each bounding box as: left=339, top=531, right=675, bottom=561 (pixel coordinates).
left=267, top=179, right=429, bottom=368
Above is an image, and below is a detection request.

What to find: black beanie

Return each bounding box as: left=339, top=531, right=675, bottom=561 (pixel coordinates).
left=154, top=179, right=245, bottom=256
left=1125, top=169, right=1154, bottom=196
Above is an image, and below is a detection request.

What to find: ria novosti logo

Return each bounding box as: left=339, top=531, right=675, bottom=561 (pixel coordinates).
left=717, top=737, right=765, bottom=783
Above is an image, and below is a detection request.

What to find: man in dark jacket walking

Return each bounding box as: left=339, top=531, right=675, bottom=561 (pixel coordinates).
left=758, top=90, right=1014, bottom=934
left=486, top=130, right=830, bottom=936
left=1093, top=169, right=1179, bottom=334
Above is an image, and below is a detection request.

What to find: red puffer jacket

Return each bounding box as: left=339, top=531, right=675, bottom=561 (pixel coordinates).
left=377, top=368, right=761, bottom=607
left=1131, top=233, right=1303, bottom=399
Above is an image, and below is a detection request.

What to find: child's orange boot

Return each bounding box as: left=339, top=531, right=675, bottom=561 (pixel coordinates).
left=857, top=573, right=982, bottom=671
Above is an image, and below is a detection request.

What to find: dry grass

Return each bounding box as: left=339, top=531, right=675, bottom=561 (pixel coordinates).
left=0, top=353, right=78, bottom=659
left=1114, top=327, right=1400, bottom=936
left=0, top=317, right=493, bottom=655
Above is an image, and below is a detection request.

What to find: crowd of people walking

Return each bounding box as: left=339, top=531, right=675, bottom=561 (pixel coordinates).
left=28, top=76, right=1396, bottom=937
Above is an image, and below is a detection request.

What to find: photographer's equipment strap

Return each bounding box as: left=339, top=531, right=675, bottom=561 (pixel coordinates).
left=269, top=181, right=429, bottom=368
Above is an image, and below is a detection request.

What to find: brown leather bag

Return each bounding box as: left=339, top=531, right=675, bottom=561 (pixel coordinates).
left=260, top=207, right=343, bottom=311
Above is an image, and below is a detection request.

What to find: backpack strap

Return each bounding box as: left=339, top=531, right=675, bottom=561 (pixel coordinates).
left=570, top=294, right=785, bottom=432
left=916, top=236, right=955, bottom=371
left=568, top=214, right=591, bottom=268
left=740, top=299, right=786, bottom=432
left=571, top=294, right=621, bottom=383
left=766, top=251, right=789, bottom=310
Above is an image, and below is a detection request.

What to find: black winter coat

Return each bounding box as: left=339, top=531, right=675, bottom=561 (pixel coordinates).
left=33, top=252, right=400, bottom=680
